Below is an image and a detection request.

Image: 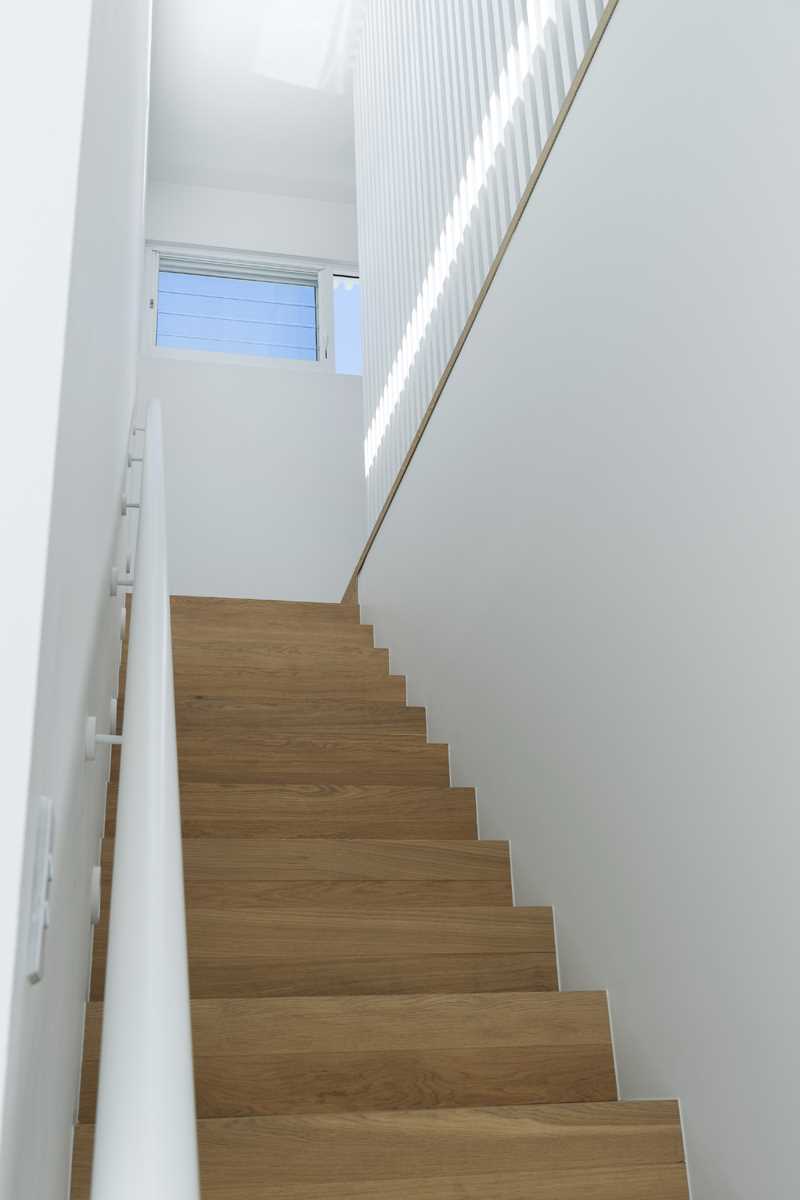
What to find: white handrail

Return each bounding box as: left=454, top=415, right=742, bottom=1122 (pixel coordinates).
left=90, top=399, right=200, bottom=1199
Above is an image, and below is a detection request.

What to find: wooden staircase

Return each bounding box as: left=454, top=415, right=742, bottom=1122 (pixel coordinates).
left=72, top=596, right=689, bottom=1198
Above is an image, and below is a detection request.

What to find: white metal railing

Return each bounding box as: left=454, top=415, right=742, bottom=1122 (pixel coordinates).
left=90, top=399, right=200, bottom=1199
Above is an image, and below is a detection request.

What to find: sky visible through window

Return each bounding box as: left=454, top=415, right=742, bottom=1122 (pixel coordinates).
left=156, top=270, right=318, bottom=360
left=333, top=275, right=363, bottom=375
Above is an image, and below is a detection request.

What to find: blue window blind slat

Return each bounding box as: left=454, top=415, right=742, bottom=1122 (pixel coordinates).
left=157, top=292, right=316, bottom=327
left=157, top=313, right=317, bottom=348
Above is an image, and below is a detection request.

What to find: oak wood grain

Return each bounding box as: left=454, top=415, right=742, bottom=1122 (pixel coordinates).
left=172, top=595, right=361, bottom=626
left=177, top=880, right=513, bottom=909
left=173, top=664, right=406, bottom=703
left=80, top=992, right=615, bottom=1120
left=177, top=734, right=451, bottom=785
left=104, top=838, right=510, bottom=881
left=175, top=699, right=427, bottom=738
left=104, top=783, right=478, bottom=839
left=92, top=948, right=558, bottom=1002
left=84, top=991, right=611, bottom=1057
left=85, top=567, right=690, bottom=1198
left=72, top=1102, right=687, bottom=1199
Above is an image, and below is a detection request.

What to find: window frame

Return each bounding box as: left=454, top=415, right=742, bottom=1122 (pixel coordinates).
left=142, top=243, right=358, bottom=373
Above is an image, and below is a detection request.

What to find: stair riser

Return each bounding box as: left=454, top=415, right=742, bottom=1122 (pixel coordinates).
left=175, top=741, right=451, bottom=786
left=104, top=785, right=478, bottom=840
left=173, top=701, right=427, bottom=739
left=102, top=881, right=513, bottom=909
left=92, top=953, right=558, bottom=1001
left=80, top=1044, right=616, bottom=1121
left=104, top=839, right=511, bottom=881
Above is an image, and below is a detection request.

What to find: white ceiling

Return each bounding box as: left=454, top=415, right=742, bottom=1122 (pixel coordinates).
left=148, top=0, right=364, bottom=203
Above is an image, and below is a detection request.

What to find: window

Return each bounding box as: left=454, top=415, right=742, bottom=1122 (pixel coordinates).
left=333, top=275, right=363, bottom=376
left=155, top=255, right=318, bottom=362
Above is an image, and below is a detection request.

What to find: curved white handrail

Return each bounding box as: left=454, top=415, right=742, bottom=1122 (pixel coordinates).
left=90, top=400, right=200, bottom=1199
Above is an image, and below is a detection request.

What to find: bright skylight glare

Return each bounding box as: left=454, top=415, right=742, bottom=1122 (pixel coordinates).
left=253, top=0, right=366, bottom=93
left=363, top=4, right=560, bottom=476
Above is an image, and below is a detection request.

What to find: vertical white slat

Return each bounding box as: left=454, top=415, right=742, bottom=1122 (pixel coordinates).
left=440, top=1, right=471, bottom=341
left=543, top=5, right=567, bottom=117
left=375, top=0, right=396, bottom=499
left=556, top=0, right=579, bottom=84
left=361, top=8, right=378, bottom=501
left=450, top=1, right=483, bottom=305
left=422, top=0, right=451, bottom=397
left=471, top=0, right=503, bottom=266
left=515, top=0, right=539, bottom=178
left=401, top=0, right=425, bottom=452
left=530, top=4, right=555, bottom=152
left=492, top=0, right=519, bottom=229
left=406, top=0, right=427, bottom=474
left=369, top=1, right=389, bottom=511
left=408, top=0, right=432, bottom=451
left=567, top=0, right=590, bottom=60
left=499, top=0, right=527, bottom=206
left=386, top=0, right=409, bottom=474
left=409, top=0, right=437, bottom=436
left=584, top=0, right=602, bottom=39
left=477, top=0, right=508, bottom=245
left=495, top=0, right=524, bottom=209
left=430, top=1, right=459, bottom=365
left=461, top=0, right=493, bottom=289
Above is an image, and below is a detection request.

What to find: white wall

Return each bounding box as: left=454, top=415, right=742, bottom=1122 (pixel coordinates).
left=137, top=356, right=364, bottom=601
left=139, top=173, right=363, bottom=602
left=354, top=0, right=612, bottom=525
left=358, top=2, right=800, bottom=1197
left=147, top=179, right=357, bottom=264
left=0, top=0, right=152, bottom=1196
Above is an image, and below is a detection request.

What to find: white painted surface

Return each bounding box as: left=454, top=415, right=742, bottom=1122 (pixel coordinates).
left=147, top=180, right=357, bottom=266
left=358, top=2, right=800, bottom=1196
left=0, top=0, right=152, bottom=1194
left=149, top=0, right=358, bottom=201
left=137, top=356, right=365, bottom=601
left=355, top=0, right=610, bottom=525
left=0, top=4, right=92, bottom=1163
left=91, top=402, right=199, bottom=1200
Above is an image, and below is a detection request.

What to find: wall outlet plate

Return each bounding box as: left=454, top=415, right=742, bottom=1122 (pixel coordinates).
left=27, top=796, right=55, bottom=984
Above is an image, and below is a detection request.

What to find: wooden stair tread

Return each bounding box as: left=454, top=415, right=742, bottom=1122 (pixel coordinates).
left=171, top=595, right=361, bottom=624
left=71, top=1102, right=688, bottom=1199
left=90, top=908, right=557, bottom=999
left=105, top=783, right=478, bottom=839
left=80, top=992, right=615, bottom=1121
